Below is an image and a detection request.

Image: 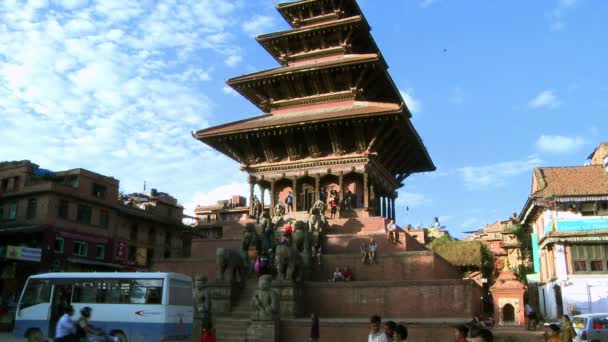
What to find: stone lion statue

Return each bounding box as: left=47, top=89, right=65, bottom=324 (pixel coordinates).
left=216, top=248, right=245, bottom=283
left=251, top=274, right=279, bottom=321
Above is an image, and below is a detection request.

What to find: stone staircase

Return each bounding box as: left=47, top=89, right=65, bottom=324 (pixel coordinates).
left=214, top=317, right=250, bottom=342
left=230, top=278, right=258, bottom=319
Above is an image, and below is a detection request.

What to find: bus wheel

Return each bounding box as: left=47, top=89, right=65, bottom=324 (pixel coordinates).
left=26, top=330, right=43, bottom=342
left=112, top=331, right=127, bottom=342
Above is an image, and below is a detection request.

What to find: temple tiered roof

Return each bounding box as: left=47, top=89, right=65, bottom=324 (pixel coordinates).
left=195, top=0, right=435, bottom=216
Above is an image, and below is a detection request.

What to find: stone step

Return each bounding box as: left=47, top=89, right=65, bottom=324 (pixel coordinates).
left=215, top=318, right=249, bottom=342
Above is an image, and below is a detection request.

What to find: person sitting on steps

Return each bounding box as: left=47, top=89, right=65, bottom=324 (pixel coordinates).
left=369, top=239, right=378, bottom=263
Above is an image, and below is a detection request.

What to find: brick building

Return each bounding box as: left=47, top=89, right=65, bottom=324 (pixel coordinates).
left=520, top=142, right=608, bottom=318
left=0, top=160, right=189, bottom=298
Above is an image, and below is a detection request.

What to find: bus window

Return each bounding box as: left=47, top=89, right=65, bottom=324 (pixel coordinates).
left=168, top=279, right=193, bottom=306
left=146, top=287, right=162, bottom=304
left=19, top=279, right=52, bottom=311
left=72, top=280, right=97, bottom=303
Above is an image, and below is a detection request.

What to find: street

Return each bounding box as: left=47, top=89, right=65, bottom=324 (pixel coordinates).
left=0, top=332, right=24, bottom=341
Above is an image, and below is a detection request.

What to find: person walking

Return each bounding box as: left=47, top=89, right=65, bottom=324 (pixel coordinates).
left=561, top=315, right=577, bottom=342
left=394, top=324, right=408, bottom=342
left=286, top=191, right=294, bottom=212
left=453, top=325, right=469, bottom=342
left=309, top=313, right=320, bottom=342
left=473, top=328, right=493, bottom=342
left=368, top=315, right=389, bottom=342
left=546, top=324, right=561, bottom=342
left=525, top=303, right=538, bottom=330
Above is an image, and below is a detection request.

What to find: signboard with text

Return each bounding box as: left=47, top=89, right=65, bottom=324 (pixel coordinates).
left=5, top=245, right=42, bottom=262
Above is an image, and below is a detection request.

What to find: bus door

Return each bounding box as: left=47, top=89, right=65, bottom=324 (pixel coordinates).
left=48, top=279, right=73, bottom=339
left=14, top=279, right=53, bottom=339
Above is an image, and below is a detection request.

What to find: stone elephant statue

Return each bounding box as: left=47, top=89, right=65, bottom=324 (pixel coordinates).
left=216, top=248, right=245, bottom=283
left=275, top=244, right=303, bottom=282
left=291, top=220, right=311, bottom=255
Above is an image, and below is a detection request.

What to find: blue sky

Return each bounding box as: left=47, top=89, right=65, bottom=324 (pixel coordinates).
left=0, top=0, right=606, bottom=237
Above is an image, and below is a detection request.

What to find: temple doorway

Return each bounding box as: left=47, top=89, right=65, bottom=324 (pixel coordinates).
left=297, top=177, right=315, bottom=212
left=502, top=304, right=515, bottom=324
left=554, top=285, right=564, bottom=318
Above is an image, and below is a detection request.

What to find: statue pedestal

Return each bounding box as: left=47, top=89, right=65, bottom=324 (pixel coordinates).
left=272, top=281, right=302, bottom=318
left=208, top=280, right=237, bottom=317
left=246, top=320, right=279, bottom=342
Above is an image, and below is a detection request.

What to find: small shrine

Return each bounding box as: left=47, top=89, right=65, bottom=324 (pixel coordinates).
left=490, top=261, right=526, bottom=326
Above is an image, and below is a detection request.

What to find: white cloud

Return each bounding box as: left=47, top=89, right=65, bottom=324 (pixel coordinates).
left=223, top=85, right=238, bottom=96
left=528, top=90, right=560, bottom=109
left=549, top=0, right=579, bottom=31
left=458, top=156, right=543, bottom=191
left=399, top=88, right=421, bottom=115
left=242, top=15, right=275, bottom=37
left=225, top=54, right=243, bottom=67
left=536, top=135, right=585, bottom=154
left=420, top=0, right=437, bottom=8
left=449, top=87, right=464, bottom=105
left=0, top=0, right=253, bottom=210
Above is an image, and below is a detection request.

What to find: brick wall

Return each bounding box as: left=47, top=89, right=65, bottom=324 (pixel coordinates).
left=301, top=280, right=482, bottom=319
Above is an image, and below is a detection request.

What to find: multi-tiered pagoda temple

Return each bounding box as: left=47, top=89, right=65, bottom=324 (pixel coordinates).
left=195, top=0, right=435, bottom=219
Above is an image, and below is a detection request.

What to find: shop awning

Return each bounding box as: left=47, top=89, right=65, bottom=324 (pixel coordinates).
left=0, top=225, right=44, bottom=234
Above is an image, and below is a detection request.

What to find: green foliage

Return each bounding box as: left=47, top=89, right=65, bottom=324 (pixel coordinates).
left=427, top=234, right=454, bottom=248
left=514, top=264, right=534, bottom=286
left=510, top=223, right=533, bottom=262
left=479, top=242, right=495, bottom=279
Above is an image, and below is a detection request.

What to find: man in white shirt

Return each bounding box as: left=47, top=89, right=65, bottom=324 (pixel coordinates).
left=368, top=315, right=389, bottom=342
left=386, top=219, right=398, bottom=244
left=55, top=305, right=78, bottom=342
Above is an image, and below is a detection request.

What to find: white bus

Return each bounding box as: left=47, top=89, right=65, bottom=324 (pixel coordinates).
left=13, top=272, right=193, bottom=342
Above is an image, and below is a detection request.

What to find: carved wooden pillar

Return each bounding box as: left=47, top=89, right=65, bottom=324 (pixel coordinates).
left=363, top=172, right=369, bottom=210
left=249, top=180, right=255, bottom=215
left=259, top=184, right=265, bottom=212
left=338, top=172, right=344, bottom=203
left=383, top=196, right=388, bottom=218
left=270, top=179, right=276, bottom=211
left=292, top=176, right=298, bottom=211
left=391, top=194, right=396, bottom=222
left=314, top=175, right=320, bottom=202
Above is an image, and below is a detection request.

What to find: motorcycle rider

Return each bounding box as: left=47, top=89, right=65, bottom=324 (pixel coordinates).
left=76, top=307, right=119, bottom=342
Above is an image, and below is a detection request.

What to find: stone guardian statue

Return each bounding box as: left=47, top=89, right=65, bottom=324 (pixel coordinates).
left=250, top=274, right=279, bottom=321
left=193, top=275, right=212, bottom=329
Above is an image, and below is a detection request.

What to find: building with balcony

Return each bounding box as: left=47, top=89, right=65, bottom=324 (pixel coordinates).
left=520, top=147, right=608, bottom=318
left=0, top=160, right=189, bottom=298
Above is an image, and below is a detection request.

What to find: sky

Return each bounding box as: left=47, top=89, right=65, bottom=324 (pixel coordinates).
left=1, top=0, right=606, bottom=237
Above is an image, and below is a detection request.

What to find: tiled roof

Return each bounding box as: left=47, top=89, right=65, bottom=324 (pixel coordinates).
left=532, top=165, right=608, bottom=198
left=195, top=101, right=401, bottom=138
left=227, top=54, right=379, bottom=84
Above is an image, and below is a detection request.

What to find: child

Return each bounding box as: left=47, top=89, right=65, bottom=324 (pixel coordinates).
left=453, top=325, right=469, bottom=342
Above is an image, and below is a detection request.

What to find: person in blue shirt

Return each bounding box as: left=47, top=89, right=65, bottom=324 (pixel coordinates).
left=286, top=191, right=294, bottom=212
left=55, top=305, right=78, bottom=342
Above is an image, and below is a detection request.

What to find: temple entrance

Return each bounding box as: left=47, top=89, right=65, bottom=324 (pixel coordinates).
left=501, top=304, right=515, bottom=324
left=297, top=177, right=316, bottom=212
left=343, top=172, right=364, bottom=208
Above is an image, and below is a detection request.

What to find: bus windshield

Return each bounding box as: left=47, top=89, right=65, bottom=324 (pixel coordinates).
left=18, top=279, right=52, bottom=312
